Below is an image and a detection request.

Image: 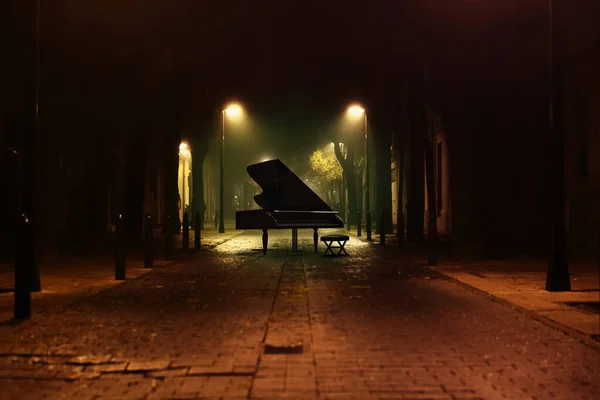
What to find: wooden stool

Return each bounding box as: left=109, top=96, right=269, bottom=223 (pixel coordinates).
left=320, top=234, right=349, bottom=256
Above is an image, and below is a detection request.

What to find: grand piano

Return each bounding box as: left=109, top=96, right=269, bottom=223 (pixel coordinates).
left=236, top=159, right=344, bottom=254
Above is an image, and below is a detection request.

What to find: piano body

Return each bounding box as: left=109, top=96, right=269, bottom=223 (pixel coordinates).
left=236, top=159, right=344, bottom=254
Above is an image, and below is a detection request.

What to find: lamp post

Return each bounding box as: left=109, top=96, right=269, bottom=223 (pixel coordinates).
left=219, top=103, right=243, bottom=234
left=347, top=105, right=371, bottom=240
left=546, top=0, right=570, bottom=291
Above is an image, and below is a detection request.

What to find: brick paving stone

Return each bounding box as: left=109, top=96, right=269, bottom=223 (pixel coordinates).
left=126, top=360, right=171, bottom=372
left=0, top=230, right=598, bottom=399
left=146, top=367, right=190, bottom=378
left=85, top=363, right=128, bottom=373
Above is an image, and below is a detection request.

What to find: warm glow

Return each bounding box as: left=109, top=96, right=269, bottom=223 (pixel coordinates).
left=224, top=103, right=243, bottom=117
left=179, top=141, right=190, bottom=156
left=347, top=104, right=365, bottom=118
left=178, top=141, right=192, bottom=223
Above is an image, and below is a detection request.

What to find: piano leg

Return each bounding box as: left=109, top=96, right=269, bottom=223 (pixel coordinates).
left=292, top=228, right=298, bottom=251
left=313, top=228, right=318, bottom=253
left=262, top=229, right=268, bottom=255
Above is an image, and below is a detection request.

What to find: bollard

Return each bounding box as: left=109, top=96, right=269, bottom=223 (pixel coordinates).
left=357, top=210, right=362, bottom=237
left=115, top=214, right=126, bottom=280
left=428, top=211, right=438, bottom=266
left=366, top=210, right=372, bottom=241
left=165, top=215, right=172, bottom=260
left=194, top=212, right=201, bottom=250
left=379, top=211, right=385, bottom=247
left=14, top=214, right=32, bottom=319
left=144, top=214, right=153, bottom=268
left=182, top=212, right=189, bottom=252
left=347, top=209, right=351, bottom=231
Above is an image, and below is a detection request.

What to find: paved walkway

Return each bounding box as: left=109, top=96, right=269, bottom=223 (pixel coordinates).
left=431, top=259, right=599, bottom=343
left=0, top=222, right=244, bottom=323
left=0, top=229, right=598, bottom=399
left=346, top=228, right=599, bottom=345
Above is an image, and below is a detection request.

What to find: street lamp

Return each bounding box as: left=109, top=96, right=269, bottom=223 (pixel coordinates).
left=220, top=103, right=244, bottom=233
left=346, top=104, right=371, bottom=240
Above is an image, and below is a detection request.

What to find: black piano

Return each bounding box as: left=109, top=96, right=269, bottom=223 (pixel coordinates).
left=236, top=159, right=344, bottom=254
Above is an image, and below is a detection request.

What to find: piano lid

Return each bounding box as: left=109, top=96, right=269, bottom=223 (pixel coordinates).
left=247, top=159, right=332, bottom=212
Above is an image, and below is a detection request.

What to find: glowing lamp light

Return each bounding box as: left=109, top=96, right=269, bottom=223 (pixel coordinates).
left=179, top=142, right=190, bottom=156
left=224, top=103, right=243, bottom=117
left=347, top=104, right=365, bottom=118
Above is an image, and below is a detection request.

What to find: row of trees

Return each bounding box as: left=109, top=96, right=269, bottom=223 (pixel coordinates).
left=307, top=64, right=439, bottom=263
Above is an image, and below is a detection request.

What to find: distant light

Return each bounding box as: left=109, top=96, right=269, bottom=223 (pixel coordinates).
left=224, top=103, right=243, bottom=117
left=347, top=104, right=365, bottom=118
left=179, top=141, right=191, bottom=156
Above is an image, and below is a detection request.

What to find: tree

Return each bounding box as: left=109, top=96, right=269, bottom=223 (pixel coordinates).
left=334, top=143, right=361, bottom=225
left=309, top=149, right=342, bottom=185
left=406, top=67, right=427, bottom=242
left=424, top=64, right=439, bottom=266
left=309, top=148, right=343, bottom=205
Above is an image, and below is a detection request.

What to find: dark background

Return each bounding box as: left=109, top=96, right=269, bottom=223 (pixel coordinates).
left=1, top=0, right=599, bottom=258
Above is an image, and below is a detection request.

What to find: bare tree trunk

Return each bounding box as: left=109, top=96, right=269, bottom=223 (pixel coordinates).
left=425, top=133, right=438, bottom=266
left=396, top=142, right=405, bottom=244
left=373, top=126, right=393, bottom=234
left=407, top=71, right=426, bottom=242
left=334, top=143, right=359, bottom=225
left=424, top=63, right=438, bottom=266
left=191, top=133, right=212, bottom=228
left=341, top=175, right=346, bottom=222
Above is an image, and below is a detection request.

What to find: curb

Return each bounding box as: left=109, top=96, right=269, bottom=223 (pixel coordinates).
left=428, top=267, right=600, bottom=351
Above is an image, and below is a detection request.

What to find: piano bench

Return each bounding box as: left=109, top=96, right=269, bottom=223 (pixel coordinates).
left=320, top=234, right=350, bottom=256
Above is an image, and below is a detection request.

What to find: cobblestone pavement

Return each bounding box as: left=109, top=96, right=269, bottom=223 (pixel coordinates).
left=0, top=229, right=598, bottom=399
left=0, top=222, right=242, bottom=322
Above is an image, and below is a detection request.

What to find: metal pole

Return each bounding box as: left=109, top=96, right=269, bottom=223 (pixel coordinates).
left=194, top=212, right=201, bottom=249
left=14, top=214, right=31, bottom=319
left=347, top=208, right=351, bottom=231
left=219, top=111, right=225, bottom=233
left=115, top=214, right=125, bottom=280
left=379, top=211, right=385, bottom=247
left=182, top=212, right=189, bottom=252
left=14, top=0, right=41, bottom=318
left=165, top=215, right=172, bottom=260
left=144, top=214, right=153, bottom=268
left=365, top=114, right=372, bottom=241
left=597, top=235, right=600, bottom=270
left=545, top=0, right=570, bottom=291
